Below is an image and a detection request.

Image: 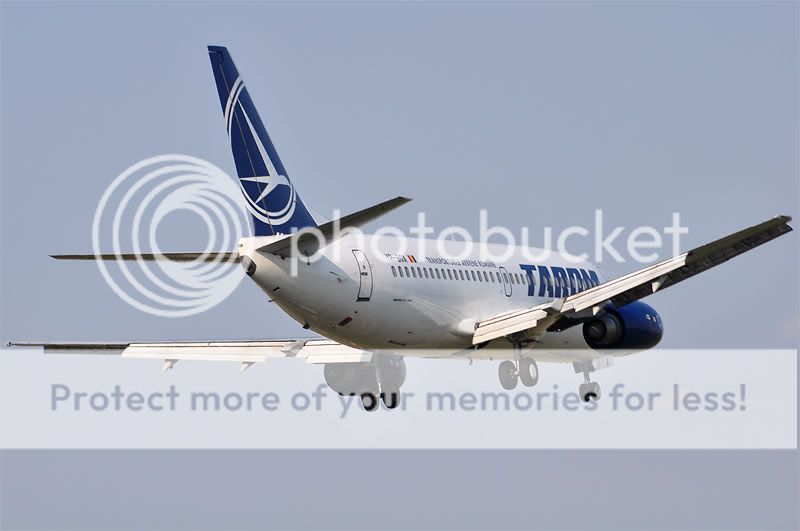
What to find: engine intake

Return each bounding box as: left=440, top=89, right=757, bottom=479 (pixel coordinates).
left=582, top=301, right=663, bottom=350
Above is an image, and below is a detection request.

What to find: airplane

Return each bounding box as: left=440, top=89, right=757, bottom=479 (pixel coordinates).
left=8, top=46, right=793, bottom=411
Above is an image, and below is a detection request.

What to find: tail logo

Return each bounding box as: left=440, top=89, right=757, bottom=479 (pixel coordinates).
left=224, top=76, right=297, bottom=228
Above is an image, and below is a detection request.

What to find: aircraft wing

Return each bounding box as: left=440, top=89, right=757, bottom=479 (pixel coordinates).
left=256, top=196, right=411, bottom=256
left=473, top=215, right=793, bottom=345
left=7, top=338, right=371, bottom=370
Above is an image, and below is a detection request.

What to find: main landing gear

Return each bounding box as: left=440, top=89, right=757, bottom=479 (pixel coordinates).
left=498, top=339, right=539, bottom=390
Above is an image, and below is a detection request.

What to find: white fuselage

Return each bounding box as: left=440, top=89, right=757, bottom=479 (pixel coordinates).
left=239, top=235, right=607, bottom=356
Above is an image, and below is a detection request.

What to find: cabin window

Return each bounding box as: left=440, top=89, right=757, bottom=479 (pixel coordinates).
left=424, top=268, right=430, bottom=279
left=391, top=266, right=397, bottom=277
left=411, top=267, right=417, bottom=278
left=404, top=266, right=410, bottom=277
left=436, top=269, right=441, bottom=279
left=503, top=272, right=508, bottom=282
left=446, top=269, right=453, bottom=280
left=459, top=270, right=465, bottom=280
left=489, top=272, right=495, bottom=282
left=399, top=267, right=405, bottom=278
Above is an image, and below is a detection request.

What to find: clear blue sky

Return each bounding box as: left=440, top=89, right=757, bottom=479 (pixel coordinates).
left=1, top=1, right=797, bottom=347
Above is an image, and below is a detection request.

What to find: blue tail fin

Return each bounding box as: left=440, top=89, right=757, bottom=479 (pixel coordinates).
left=207, top=45, right=316, bottom=236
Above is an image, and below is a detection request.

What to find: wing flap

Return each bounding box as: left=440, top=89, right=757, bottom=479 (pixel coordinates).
left=472, top=301, right=563, bottom=345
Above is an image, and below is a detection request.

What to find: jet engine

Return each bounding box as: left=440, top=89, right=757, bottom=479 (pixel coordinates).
left=582, top=301, right=663, bottom=350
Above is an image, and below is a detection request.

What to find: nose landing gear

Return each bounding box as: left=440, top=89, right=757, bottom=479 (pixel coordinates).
left=579, top=380, right=601, bottom=402
left=575, top=362, right=602, bottom=402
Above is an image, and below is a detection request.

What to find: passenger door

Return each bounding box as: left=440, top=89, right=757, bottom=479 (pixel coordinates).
left=499, top=266, right=512, bottom=297
left=352, top=249, right=373, bottom=301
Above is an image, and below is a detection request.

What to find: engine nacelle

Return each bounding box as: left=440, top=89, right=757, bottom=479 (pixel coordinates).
left=323, top=362, right=377, bottom=395
left=582, top=301, right=663, bottom=350
left=323, top=356, right=406, bottom=395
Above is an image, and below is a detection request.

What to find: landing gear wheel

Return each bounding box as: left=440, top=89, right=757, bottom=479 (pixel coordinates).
left=518, top=357, right=539, bottom=387
left=579, top=382, right=601, bottom=402
left=380, top=387, right=401, bottom=409
left=498, top=360, right=518, bottom=390
left=360, top=392, right=380, bottom=411
left=589, top=381, right=601, bottom=400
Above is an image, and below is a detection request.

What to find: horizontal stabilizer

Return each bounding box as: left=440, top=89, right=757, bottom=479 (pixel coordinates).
left=50, top=252, right=240, bottom=262
left=257, top=195, right=411, bottom=256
